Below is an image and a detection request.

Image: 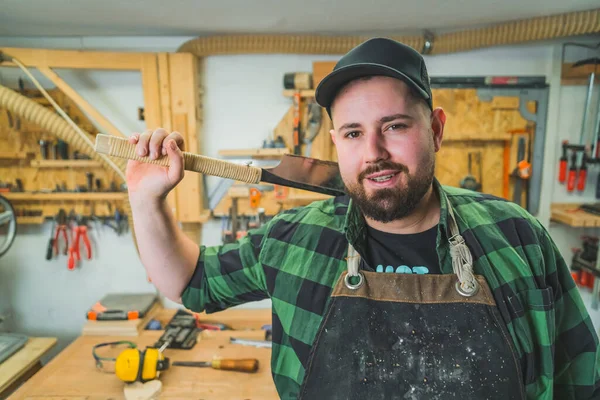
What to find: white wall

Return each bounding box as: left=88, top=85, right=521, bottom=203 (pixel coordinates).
left=1, top=35, right=600, bottom=360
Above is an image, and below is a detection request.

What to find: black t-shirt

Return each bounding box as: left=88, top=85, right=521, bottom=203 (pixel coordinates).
left=364, top=224, right=441, bottom=275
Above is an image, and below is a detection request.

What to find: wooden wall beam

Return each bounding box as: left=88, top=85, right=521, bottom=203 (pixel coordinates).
left=38, top=67, right=126, bottom=138
left=0, top=47, right=146, bottom=70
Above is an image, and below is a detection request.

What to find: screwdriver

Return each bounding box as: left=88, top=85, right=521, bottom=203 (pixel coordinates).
left=172, top=358, right=259, bottom=373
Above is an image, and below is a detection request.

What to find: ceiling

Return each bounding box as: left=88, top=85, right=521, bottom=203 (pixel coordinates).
left=0, top=0, right=598, bottom=37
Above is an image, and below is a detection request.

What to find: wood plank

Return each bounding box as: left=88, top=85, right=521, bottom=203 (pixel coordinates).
left=140, top=54, right=162, bottom=131
left=0, top=47, right=145, bottom=70
left=169, top=53, right=204, bottom=225
left=0, top=151, right=28, bottom=159
left=8, top=310, right=276, bottom=400
left=0, top=337, right=57, bottom=394
left=312, top=61, right=336, bottom=88
left=38, top=67, right=126, bottom=138
left=30, top=160, right=103, bottom=168
left=156, top=53, right=179, bottom=217
left=3, top=192, right=127, bottom=201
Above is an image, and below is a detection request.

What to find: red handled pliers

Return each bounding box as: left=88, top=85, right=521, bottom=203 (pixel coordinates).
left=68, top=216, right=92, bottom=270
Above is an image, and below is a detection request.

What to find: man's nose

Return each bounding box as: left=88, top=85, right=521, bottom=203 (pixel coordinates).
left=364, top=132, right=390, bottom=163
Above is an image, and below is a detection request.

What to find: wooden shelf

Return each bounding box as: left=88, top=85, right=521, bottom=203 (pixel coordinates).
left=282, top=89, right=316, bottom=98
left=17, top=216, right=46, bottom=224
left=30, top=160, right=102, bottom=168
left=0, top=151, right=29, bottom=160
left=561, top=62, right=600, bottom=86
left=218, top=148, right=289, bottom=159
left=3, top=192, right=128, bottom=201
left=550, top=203, right=600, bottom=227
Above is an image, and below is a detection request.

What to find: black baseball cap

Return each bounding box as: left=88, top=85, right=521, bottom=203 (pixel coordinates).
left=315, top=37, right=433, bottom=115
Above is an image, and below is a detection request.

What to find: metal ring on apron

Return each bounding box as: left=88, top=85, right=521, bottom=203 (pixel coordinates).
left=455, top=279, right=480, bottom=297
left=344, top=272, right=364, bottom=290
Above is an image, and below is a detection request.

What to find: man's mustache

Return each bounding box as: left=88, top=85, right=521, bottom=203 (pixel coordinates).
left=358, top=161, right=409, bottom=181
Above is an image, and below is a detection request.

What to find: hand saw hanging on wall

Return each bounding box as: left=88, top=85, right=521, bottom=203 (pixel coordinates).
left=94, top=134, right=346, bottom=197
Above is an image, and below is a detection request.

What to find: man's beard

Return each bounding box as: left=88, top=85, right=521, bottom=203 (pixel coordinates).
left=345, top=157, right=435, bottom=223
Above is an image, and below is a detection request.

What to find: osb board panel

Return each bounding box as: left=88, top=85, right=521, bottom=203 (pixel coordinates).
left=0, top=89, right=126, bottom=220
left=432, top=88, right=531, bottom=204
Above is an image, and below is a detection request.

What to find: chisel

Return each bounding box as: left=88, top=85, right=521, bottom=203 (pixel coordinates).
left=172, top=358, right=259, bottom=373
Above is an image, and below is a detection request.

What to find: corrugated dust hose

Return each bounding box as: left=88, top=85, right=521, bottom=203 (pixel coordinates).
left=177, top=8, right=600, bottom=56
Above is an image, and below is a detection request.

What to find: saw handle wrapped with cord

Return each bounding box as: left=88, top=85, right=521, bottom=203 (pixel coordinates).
left=94, top=134, right=262, bottom=184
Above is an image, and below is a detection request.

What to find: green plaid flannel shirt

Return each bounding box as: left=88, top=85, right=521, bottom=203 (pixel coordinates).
left=182, top=179, right=600, bottom=399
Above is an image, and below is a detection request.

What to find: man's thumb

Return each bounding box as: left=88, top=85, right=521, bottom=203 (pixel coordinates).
left=166, top=139, right=184, bottom=183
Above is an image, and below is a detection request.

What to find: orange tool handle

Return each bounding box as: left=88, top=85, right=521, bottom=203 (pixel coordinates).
left=577, top=169, right=587, bottom=191
left=213, top=358, right=259, bottom=373
left=558, top=160, right=567, bottom=183
left=567, top=170, right=577, bottom=192
left=67, top=248, right=76, bottom=270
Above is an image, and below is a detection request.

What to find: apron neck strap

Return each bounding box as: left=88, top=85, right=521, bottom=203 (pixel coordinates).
left=345, top=195, right=480, bottom=297
left=445, top=196, right=479, bottom=296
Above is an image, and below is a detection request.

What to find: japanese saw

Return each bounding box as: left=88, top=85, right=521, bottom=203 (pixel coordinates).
left=94, top=134, right=345, bottom=196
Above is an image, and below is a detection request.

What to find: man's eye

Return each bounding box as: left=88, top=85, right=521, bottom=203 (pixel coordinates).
left=345, top=131, right=360, bottom=138
left=388, top=124, right=408, bottom=131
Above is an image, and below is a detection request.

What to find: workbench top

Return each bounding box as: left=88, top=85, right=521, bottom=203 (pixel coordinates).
left=0, top=337, right=57, bottom=398
left=8, top=308, right=278, bottom=399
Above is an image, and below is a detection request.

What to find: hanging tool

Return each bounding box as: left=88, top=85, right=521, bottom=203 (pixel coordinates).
left=512, top=137, right=531, bottom=205
left=38, top=139, right=48, bottom=160
left=68, top=216, right=91, bottom=270
left=95, top=134, right=345, bottom=197
left=86, top=172, right=94, bottom=192
left=459, top=152, right=482, bottom=192
left=49, top=209, right=69, bottom=258
left=558, top=141, right=568, bottom=183
left=172, top=359, right=259, bottom=373
left=50, top=140, right=58, bottom=160
left=283, top=72, right=312, bottom=90
left=574, top=58, right=600, bottom=151
left=303, top=101, right=323, bottom=157
left=567, top=150, right=578, bottom=192
left=292, top=91, right=302, bottom=155
left=578, top=152, right=588, bottom=192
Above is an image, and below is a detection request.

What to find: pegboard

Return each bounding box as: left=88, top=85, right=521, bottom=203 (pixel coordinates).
left=0, top=88, right=128, bottom=224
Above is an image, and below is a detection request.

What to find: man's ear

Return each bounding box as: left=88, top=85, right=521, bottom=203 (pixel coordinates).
left=431, top=108, right=445, bottom=152
left=330, top=129, right=337, bottom=145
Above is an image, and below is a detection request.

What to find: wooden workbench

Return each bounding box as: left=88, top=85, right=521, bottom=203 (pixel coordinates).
left=0, top=337, right=57, bottom=398
left=8, top=308, right=278, bottom=399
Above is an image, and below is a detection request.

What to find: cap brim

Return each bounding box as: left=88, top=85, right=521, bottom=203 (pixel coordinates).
left=315, top=63, right=430, bottom=109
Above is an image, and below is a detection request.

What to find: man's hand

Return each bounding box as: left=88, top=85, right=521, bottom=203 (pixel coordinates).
left=126, top=128, right=185, bottom=202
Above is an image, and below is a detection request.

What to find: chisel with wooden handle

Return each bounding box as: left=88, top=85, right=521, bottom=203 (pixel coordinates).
left=94, top=134, right=345, bottom=196
left=172, top=358, right=259, bottom=373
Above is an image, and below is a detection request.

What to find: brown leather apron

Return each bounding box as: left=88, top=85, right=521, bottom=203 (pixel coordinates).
left=298, top=198, right=526, bottom=400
